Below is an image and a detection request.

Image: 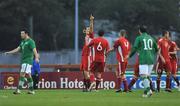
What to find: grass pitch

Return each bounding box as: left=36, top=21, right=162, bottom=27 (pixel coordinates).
left=0, top=89, right=180, bottom=106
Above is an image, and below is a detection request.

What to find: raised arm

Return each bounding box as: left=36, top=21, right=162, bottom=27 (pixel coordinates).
left=89, top=14, right=94, bottom=34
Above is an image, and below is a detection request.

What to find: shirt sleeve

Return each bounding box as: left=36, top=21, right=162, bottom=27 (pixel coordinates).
left=88, top=39, right=94, bottom=47
left=29, top=40, right=36, bottom=50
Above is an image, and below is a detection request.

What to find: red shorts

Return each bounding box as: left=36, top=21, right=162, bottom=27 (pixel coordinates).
left=80, top=56, right=91, bottom=71
left=117, top=61, right=127, bottom=75
left=157, top=60, right=172, bottom=74
left=170, top=59, right=178, bottom=75
left=90, top=62, right=105, bottom=72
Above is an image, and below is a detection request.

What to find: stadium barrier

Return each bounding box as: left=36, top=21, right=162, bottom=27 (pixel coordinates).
left=0, top=64, right=180, bottom=89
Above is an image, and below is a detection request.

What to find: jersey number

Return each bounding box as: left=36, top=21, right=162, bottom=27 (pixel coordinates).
left=143, top=39, right=153, bottom=50
left=97, top=42, right=103, bottom=51
left=124, top=42, right=129, bottom=49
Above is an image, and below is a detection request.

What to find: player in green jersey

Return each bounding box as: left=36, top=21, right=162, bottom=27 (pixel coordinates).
left=128, top=26, right=158, bottom=97
left=5, top=28, right=39, bottom=94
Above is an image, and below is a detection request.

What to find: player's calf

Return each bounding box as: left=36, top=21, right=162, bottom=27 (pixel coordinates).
left=128, top=76, right=138, bottom=91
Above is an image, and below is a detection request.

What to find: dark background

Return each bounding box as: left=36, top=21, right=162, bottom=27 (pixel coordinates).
left=0, top=0, right=180, bottom=51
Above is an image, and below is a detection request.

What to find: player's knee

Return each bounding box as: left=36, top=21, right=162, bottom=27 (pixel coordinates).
left=172, top=74, right=176, bottom=78
left=120, top=74, right=125, bottom=78
left=20, top=72, right=26, bottom=77
left=26, top=73, right=32, bottom=79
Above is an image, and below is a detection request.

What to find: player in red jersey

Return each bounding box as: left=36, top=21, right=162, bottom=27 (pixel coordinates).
left=128, top=54, right=140, bottom=91
left=128, top=33, right=141, bottom=91
left=169, top=35, right=180, bottom=91
left=109, top=29, right=131, bottom=92
left=156, top=31, right=172, bottom=92
left=88, top=29, right=110, bottom=91
left=80, top=15, right=94, bottom=91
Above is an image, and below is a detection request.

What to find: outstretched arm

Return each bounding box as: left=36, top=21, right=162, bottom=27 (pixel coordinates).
left=5, top=47, right=20, bottom=54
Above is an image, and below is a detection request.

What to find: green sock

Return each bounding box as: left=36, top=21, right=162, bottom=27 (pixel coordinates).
left=18, top=76, right=25, bottom=89
left=27, top=78, right=34, bottom=91
left=143, top=78, right=150, bottom=94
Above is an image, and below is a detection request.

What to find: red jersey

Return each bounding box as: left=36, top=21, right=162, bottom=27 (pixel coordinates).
left=169, top=41, right=177, bottom=60
left=113, top=36, right=131, bottom=62
left=158, top=38, right=171, bottom=61
left=82, top=33, right=94, bottom=56
left=88, top=37, right=110, bottom=62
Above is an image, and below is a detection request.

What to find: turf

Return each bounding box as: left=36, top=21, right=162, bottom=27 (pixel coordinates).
left=0, top=89, right=180, bottom=106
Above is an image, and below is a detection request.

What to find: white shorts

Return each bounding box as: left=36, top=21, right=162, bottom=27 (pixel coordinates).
left=139, top=65, right=153, bottom=76
left=20, top=63, right=32, bottom=74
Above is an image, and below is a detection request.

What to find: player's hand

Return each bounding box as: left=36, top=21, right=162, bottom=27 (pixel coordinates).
left=4, top=52, right=9, bottom=55
left=90, top=14, right=94, bottom=20
left=125, top=55, right=129, bottom=60
left=35, top=57, right=39, bottom=63
left=83, top=29, right=86, bottom=33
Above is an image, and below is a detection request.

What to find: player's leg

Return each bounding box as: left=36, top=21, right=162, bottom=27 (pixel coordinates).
left=147, top=65, right=155, bottom=92
left=88, top=73, right=96, bottom=91
left=81, top=56, right=91, bottom=91
left=32, top=75, right=36, bottom=89
left=34, top=74, right=40, bottom=89
left=165, top=62, right=172, bottom=92
left=13, top=64, right=26, bottom=94
left=148, top=77, right=155, bottom=92
left=171, top=60, right=180, bottom=91
left=156, top=62, right=163, bottom=92
left=128, top=62, right=139, bottom=91
left=26, top=73, right=35, bottom=94
left=121, top=62, right=128, bottom=92
left=25, top=64, right=35, bottom=94
left=128, top=75, right=138, bottom=91
left=86, top=56, right=92, bottom=89
left=115, top=62, right=122, bottom=92
left=95, top=72, right=102, bottom=90
left=90, top=62, right=99, bottom=90
left=139, top=65, right=152, bottom=97
left=95, top=62, right=105, bottom=91
left=156, top=69, right=162, bottom=92
left=83, top=71, right=90, bottom=90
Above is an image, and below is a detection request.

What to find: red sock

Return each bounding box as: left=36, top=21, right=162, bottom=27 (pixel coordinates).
left=116, top=78, right=122, bottom=90
left=123, top=79, right=128, bottom=91
left=96, top=79, right=101, bottom=90
left=156, top=78, right=161, bottom=91
left=166, top=76, right=170, bottom=89
left=128, top=77, right=137, bottom=90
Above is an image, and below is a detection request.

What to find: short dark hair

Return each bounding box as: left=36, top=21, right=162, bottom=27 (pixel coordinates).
left=139, top=25, right=147, bottom=33
left=98, top=29, right=104, bottom=36
left=162, top=30, right=168, bottom=36
left=21, top=28, right=29, bottom=34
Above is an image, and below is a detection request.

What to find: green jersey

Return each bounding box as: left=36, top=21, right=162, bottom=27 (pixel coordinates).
left=19, top=38, right=36, bottom=65
left=130, top=33, right=158, bottom=65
